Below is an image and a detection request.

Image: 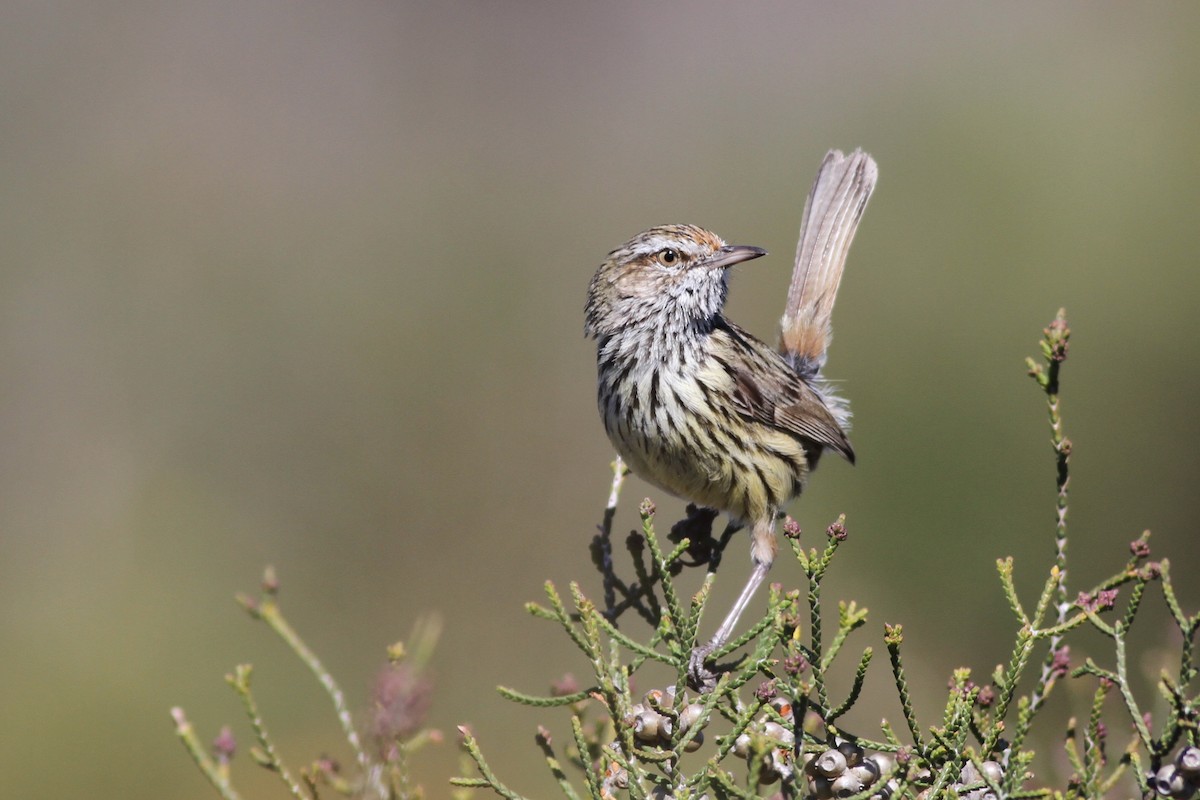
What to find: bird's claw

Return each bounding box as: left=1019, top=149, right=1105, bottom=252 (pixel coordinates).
left=687, top=642, right=718, bottom=693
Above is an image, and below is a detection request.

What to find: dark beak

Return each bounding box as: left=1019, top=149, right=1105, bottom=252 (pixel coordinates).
left=699, top=244, right=767, bottom=270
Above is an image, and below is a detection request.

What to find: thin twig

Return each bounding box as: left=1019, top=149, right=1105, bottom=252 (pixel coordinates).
left=170, top=707, right=243, bottom=800
left=226, top=664, right=307, bottom=800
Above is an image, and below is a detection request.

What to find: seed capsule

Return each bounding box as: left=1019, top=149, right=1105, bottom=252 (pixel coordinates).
left=1154, top=765, right=1186, bottom=797
left=1179, top=748, right=1200, bottom=777
left=849, top=762, right=880, bottom=786
left=814, top=748, right=848, bottom=777
left=658, top=716, right=674, bottom=738
left=732, top=733, right=752, bottom=759
left=632, top=710, right=665, bottom=742
left=980, top=760, right=1004, bottom=784
left=831, top=771, right=866, bottom=797
left=836, top=739, right=864, bottom=767
left=758, top=760, right=782, bottom=786
left=771, top=749, right=796, bottom=783
left=678, top=703, right=705, bottom=731
left=644, top=688, right=668, bottom=709
left=868, top=753, right=895, bottom=777
left=603, top=762, right=629, bottom=789
left=762, top=721, right=795, bottom=747
left=868, top=779, right=896, bottom=800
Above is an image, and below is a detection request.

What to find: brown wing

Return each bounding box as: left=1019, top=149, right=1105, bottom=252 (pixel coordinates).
left=714, top=319, right=855, bottom=464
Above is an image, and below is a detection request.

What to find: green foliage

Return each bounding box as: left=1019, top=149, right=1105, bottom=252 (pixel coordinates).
left=173, top=312, right=1200, bottom=800
left=453, top=312, right=1200, bottom=800
left=171, top=570, right=440, bottom=799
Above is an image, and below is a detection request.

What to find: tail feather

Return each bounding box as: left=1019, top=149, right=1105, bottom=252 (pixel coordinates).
left=779, top=149, right=878, bottom=376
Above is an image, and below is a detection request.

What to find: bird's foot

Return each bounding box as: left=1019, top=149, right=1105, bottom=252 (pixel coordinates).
left=687, top=642, right=719, bottom=693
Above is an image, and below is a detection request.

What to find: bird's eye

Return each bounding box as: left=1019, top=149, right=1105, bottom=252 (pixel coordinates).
left=659, top=248, right=679, bottom=265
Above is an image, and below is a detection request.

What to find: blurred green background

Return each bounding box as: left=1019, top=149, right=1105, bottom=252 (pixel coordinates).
left=2, top=2, right=1198, bottom=797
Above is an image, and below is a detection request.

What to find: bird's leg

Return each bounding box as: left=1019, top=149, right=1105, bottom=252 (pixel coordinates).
left=688, top=518, right=776, bottom=691
left=712, top=560, right=772, bottom=649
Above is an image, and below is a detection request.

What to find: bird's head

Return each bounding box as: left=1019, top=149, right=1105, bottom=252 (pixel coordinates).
left=584, top=224, right=766, bottom=338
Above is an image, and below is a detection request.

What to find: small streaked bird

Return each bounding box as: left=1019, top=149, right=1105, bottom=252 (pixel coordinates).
left=584, top=150, right=878, bottom=687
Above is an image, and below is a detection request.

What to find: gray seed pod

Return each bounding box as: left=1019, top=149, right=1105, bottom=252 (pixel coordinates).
left=810, top=774, right=834, bottom=799
left=814, top=748, right=848, bottom=777
left=632, top=709, right=664, bottom=742
left=960, top=761, right=981, bottom=786
left=644, top=688, right=668, bottom=709
left=682, top=730, right=704, bottom=752
left=837, top=739, right=864, bottom=767
left=1154, top=765, right=1187, bottom=797
left=770, top=749, right=795, bottom=782
left=869, top=778, right=899, bottom=800
left=868, top=781, right=894, bottom=800
left=758, top=760, right=782, bottom=786
left=831, top=771, right=866, bottom=798
left=762, top=720, right=795, bottom=747
left=849, top=762, right=880, bottom=786
left=980, top=760, right=1004, bottom=785
left=868, top=753, right=895, bottom=777
left=678, top=703, right=705, bottom=731
left=1168, top=775, right=1199, bottom=800
left=658, top=715, right=674, bottom=739
left=1179, top=748, right=1200, bottom=777
left=732, top=733, right=752, bottom=759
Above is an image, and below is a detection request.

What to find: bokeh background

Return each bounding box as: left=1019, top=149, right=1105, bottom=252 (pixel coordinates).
left=2, top=2, right=1198, bottom=797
